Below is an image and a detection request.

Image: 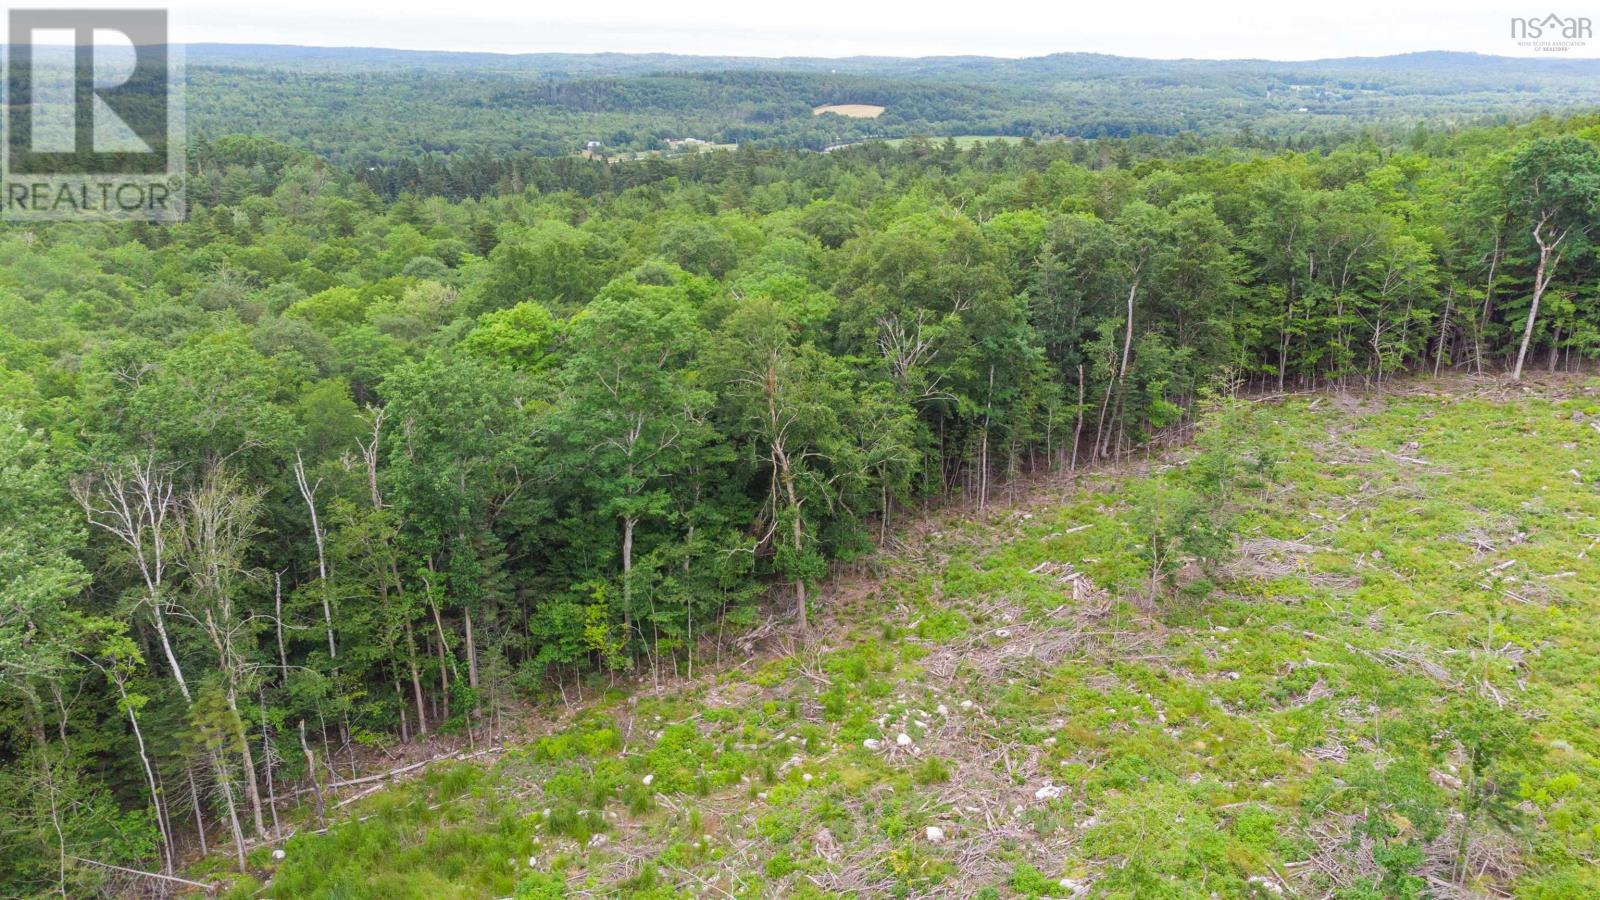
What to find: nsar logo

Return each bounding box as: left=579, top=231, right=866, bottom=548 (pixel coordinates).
left=1510, top=13, right=1593, bottom=51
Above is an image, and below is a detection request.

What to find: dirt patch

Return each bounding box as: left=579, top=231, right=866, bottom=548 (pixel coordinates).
left=813, top=103, right=885, bottom=118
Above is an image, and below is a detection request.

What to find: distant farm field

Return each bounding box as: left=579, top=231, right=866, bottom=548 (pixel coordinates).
left=880, top=134, right=1024, bottom=148
left=813, top=103, right=885, bottom=117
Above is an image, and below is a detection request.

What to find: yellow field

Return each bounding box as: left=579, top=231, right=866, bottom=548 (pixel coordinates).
left=812, top=103, right=885, bottom=118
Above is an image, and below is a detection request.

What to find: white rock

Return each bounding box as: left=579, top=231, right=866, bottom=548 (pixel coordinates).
left=642, top=773, right=654, bottom=786
left=802, top=773, right=814, bottom=782
left=936, top=704, right=949, bottom=716
left=272, top=848, right=286, bottom=861
left=1247, top=876, right=1284, bottom=895
left=587, top=834, right=608, bottom=848
left=960, top=700, right=974, bottom=709
left=1034, top=783, right=1063, bottom=801
left=527, top=856, right=538, bottom=868
left=925, top=826, right=945, bottom=842
left=896, top=733, right=913, bottom=747
left=863, top=738, right=883, bottom=750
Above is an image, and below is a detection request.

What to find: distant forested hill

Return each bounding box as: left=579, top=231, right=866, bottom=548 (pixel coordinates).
left=184, top=45, right=1600, bottom=162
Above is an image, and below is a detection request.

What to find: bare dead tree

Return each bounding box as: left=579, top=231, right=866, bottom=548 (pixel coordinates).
left=80, top=652, right=174, bottom=875
left=72, top=453, right=191, bottom=702
left=299, top=720, right=327, bottom=829
left=174, top=468, right=268, bottom=841
left=292, top=451, right=337, bottom=662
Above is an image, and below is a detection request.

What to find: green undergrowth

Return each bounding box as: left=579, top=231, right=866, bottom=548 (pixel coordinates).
left=240, top=382, right=1600, bottom=899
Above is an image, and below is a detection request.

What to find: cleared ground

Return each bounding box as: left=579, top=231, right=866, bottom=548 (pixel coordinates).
left=219, top=377, right=1600, bottom=899
left=813, top=103, right=886, bottom=118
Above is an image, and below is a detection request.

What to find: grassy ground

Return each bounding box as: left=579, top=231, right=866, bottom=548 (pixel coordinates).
left=222, top=378, right=1600, bottom=899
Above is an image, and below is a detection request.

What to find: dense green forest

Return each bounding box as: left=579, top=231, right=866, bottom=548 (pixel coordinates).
left=4, top=96, right=1600, bottom=896
left=183, top=46, right=1600, bottom=160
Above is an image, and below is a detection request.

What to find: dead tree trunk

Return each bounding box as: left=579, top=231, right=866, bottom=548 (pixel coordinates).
left=1513, top=217, right=1565, bottom=380
left=1100, top=280, right=1138, bottom=458
left=429, top=595, right=451, bottom=723
left=186, top=764, right=207, bottom=857
left=226, top=687, right=267, bottom=840
left=404, top=619, right=427, bottom=737
left=1476, top=230, right=1501, bottom=375
left=299, top=720, right=326, bottom=829
left=209, top=750, right=247, bottom=873
left=261, top=690, right=280, bottom=839
left=118, top=680, right=173, bottom=873
left=1071, top=365, right=1085, bottom=472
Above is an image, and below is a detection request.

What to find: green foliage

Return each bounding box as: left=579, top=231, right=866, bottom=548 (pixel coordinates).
left=180, top=48, right=1600, bottom=170
left=10, top=95, right=1600, bottom=899
left=515, top=871, right=569, bottom=898
left=460, top=301, right=557, bottom=369
left=0, top=410, right=90, bottom=693
left=1128, top=397, right=1272, bottom=596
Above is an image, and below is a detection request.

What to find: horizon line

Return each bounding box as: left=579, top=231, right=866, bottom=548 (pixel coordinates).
left=98, top=42, right=1600, bottom=65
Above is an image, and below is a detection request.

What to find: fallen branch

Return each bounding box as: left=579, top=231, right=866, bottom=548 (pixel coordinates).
left=286, top=745, right=505, bottom=798
left=70, top=856, right=214, bottom=892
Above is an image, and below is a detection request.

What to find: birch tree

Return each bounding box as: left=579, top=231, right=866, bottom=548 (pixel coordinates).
left=1505, top=137, right=1600, bottom=379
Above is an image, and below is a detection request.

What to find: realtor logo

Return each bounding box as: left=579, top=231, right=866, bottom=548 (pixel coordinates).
left=3, top=8, right=185, bottom=221
left=1510, top=13, right=1592, bottom=51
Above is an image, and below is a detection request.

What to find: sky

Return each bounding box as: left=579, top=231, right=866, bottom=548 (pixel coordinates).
left=87, top=0, right=1600, bottom=60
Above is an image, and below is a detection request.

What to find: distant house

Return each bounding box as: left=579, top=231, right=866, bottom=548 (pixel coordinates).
left=585, top=140, right=602, bottom=150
